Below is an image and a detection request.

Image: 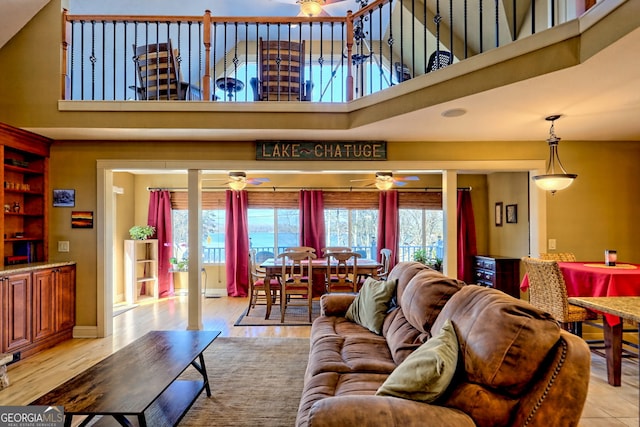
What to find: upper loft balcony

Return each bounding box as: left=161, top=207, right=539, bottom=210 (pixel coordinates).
left=19, top=0, right=632, bottom=142
left=64, top=0, right=598, bottom=104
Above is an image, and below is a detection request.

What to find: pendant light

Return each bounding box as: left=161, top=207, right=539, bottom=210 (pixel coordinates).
left=532, top=115, right=577, bottom=194
left=298, top=0, right=324, bottom=17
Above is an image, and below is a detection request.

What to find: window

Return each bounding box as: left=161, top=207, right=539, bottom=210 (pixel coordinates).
left=171, top=208, right=226, bottom=264
left=248, top=208, right=299, bottom=258
left=324, top=208, right=378, bottom=258
left=398, top=209, right=444, bottom=262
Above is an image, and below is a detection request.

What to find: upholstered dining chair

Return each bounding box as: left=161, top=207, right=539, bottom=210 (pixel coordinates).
left=521, top=257, right=597, bottom=336
left=539, top=252, right=577, bottom=262
left=247, top=249, right=280, bottom=315
left=278, top=250, right=316, bottom=323
left=325, top=251, right=361, bottom=293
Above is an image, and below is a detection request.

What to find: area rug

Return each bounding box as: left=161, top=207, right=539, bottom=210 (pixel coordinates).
left=179, top=337, right=310, bottom=426
left=234, top=300, right=321, bottom=326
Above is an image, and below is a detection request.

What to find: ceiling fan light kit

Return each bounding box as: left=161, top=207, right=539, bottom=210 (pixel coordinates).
left=298, top=0, right=324, bottom=17
left=532, top=115, right=577, bottom=194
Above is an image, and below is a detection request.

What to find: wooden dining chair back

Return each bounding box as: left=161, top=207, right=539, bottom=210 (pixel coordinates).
left=539, top=252, right=577, bottom=262
left=278, top=250, right=316, bottom=322
left=133, top=40, right=188, bottom=100
left=247, top=249, right=280, bottom=315
left=250, top=38, right=312, bottom=101
left=378, top=248, right=392, bottom=280
left=325, top=251, right=361, bottom=293
left=521, top=257, right=596, bottom=336
left=285, top=246, right=316, bottom=254
left=322, top=247, right=351, bottom=256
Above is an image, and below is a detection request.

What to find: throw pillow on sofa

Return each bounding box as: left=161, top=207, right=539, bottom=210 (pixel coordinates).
left=345, top=277, right=397, bottom=334
left=375, top=319, right=459, bottom=402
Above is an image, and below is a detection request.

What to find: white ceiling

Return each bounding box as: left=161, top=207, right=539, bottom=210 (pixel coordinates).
left=2, top=0, right=640, bottom=142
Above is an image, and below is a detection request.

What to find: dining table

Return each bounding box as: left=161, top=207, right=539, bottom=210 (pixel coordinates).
left=521, top=261, right=640, bottom=386
left=259, top=257, right=382, bottom=320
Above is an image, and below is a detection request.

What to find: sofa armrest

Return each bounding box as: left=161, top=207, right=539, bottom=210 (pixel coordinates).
left=306, top=396, right=474, bottom=427
left=319, top=293, right=356, bottom=317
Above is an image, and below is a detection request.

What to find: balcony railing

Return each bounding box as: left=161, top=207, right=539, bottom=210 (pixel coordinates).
left=62, top=0, right=588, bottom=103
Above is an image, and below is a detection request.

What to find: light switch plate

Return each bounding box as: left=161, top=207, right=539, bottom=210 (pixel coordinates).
left=548, top=239, right=557, bottom=250
left=58, top=241, right=70, bottom=252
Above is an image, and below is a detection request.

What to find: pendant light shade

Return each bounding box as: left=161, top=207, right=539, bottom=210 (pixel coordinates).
left=298, top=0, right=323, bottom=17
left=532, top=115, right=577, bottom=194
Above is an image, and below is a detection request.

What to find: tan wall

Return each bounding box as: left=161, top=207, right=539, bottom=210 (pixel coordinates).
left=487, top=172, right=530, bottom=258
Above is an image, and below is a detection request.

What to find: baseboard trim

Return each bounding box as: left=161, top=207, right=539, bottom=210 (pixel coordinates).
left=73, top=326, right=98, bottom=338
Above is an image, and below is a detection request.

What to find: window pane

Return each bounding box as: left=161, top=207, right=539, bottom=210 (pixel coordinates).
left=277, top=209, right=300, bottom=253
left=350, top=209, right=377, bottom=258
left=248, top=208, right=275, bottom=260
left=398, top=209, right=444, bottom=262
left=203, top=210, right=225, bottom=263
left=324, top=208, right=348, bottom=246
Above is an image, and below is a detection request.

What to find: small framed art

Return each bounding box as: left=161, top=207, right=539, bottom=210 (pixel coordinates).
left=495, top=202, right=503, bottom=227
left=71, top=211, right=93, bottom=228
left=53, top=189, right=75, bottom=207
left=506, top=204, right=518, bottom=224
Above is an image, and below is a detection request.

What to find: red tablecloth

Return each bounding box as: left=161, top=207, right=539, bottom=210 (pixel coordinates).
left=520, top=262, right=640, bottom=325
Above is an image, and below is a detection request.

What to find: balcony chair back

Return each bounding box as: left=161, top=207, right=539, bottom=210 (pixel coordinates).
left=133, top=40, right=187, bottom=100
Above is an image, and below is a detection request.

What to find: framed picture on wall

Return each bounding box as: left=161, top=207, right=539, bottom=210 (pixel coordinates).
left=495, top=202, right=503, bottom=227
left=53, top=189, right=75, bottom=207
left=506, top=204, right=518, bottom=224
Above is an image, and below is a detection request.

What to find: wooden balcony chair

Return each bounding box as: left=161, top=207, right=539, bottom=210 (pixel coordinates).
left=521, top=257, right=597, bottom=336
left=278, top=250, right=316, bottom=323
left=133, top=40, right=190, bottom=100
left=325, top=251, right=360, bottom=294
left=250, top=38, right=313, bottom=101
left=247, top=249, right=280, bottom=316
left=394, top=62, right=411, bottom=83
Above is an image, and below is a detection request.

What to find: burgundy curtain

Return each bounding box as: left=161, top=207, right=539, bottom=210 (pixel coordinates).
left=225, top=190, right=250, bottom=297
left=377, top=190, right=399, bottom=270
left=147, top=190, right=174, bottom=297
left=457, top=189, right=477, bottom=283
left=299, top=190, right=326, bottom=296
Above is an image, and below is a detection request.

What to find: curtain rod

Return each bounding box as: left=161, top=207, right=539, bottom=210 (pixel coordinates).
left=147, top=186, right=472, bottom=192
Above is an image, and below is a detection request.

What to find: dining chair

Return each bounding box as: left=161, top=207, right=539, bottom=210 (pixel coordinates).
left=247, top=249, right=280, bottom=315
left=321, top=246, right=351, bottom=256
left=539, top=252, right=577, bottom=262
left=284, top=246, right=316, bottom=253
left=521, top=257, right=597, bottom=336
left=325, top=251, right=361, bottom=293
left=278, top=250, right=316, bottom=323
left=377, top=248, right=392, bottom=280
left=132, top=40, right=190, bottom=100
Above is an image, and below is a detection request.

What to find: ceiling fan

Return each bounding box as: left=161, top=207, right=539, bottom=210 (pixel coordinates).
left=351, top=172, right=419, bottom=190
left=273, top=0, right=357, bottom=17
left=207, top=172, right=270, bottom=191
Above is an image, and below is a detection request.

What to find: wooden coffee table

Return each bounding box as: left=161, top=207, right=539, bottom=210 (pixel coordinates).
left=31, top=330, right=220, bottom=427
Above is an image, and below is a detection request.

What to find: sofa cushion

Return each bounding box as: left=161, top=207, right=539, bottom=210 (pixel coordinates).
left=431, top=285, right=561, bottom=396
left=376, top=319, right=459, bottom=402
left=346, top=277, right=397, bottom=334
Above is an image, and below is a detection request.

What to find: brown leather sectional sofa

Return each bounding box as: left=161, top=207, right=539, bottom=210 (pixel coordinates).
left=296, top=262, right=591, bottom=427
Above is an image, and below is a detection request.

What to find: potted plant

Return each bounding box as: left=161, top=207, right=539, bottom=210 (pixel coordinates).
left=129, top=225, right=155, bottom=240
left=412, top=249, right=428, bottom=264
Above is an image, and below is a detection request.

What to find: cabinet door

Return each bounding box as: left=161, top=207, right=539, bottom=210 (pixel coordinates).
left=3, top=272, right=32, bottom=352
left=32, top=269, right=56, bottom=341
left=55, top=266, right=76, bottom=331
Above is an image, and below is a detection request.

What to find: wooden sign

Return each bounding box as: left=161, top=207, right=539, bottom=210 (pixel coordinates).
left=256, top=141, right=386, bottom=161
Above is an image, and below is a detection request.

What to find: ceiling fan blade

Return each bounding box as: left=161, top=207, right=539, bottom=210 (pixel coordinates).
left=394, top=181, right=408, bottom=186
left=349, top=178, right=373, bottom=183
left=396, top=176, right=419, bottom=181
left=247, top=177, right=270, bottom=185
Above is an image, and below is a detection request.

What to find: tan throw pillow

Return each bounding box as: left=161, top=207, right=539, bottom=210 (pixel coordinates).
left=375, top=319, right=459, bottom=402
left=345, top=277, right=397, bottom=334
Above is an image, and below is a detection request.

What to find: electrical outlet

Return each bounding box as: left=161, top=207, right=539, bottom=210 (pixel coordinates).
left=58, top=241, right=70, bottom=252
left=548, top=239, right=557, bottom=250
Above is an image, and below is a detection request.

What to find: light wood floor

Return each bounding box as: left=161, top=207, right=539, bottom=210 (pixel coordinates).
left=0, top=295, right=637, bottom=426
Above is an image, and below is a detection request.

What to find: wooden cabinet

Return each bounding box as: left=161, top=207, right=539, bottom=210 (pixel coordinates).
left=2, top=272, right=32, bottom=352
left=124, top=239, right=158, bottom=304
left=1, top=264, right=76, bottom=359
left=473, top=255, right=520, bottom=299
left=0, top=123, right=51, bottom=268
